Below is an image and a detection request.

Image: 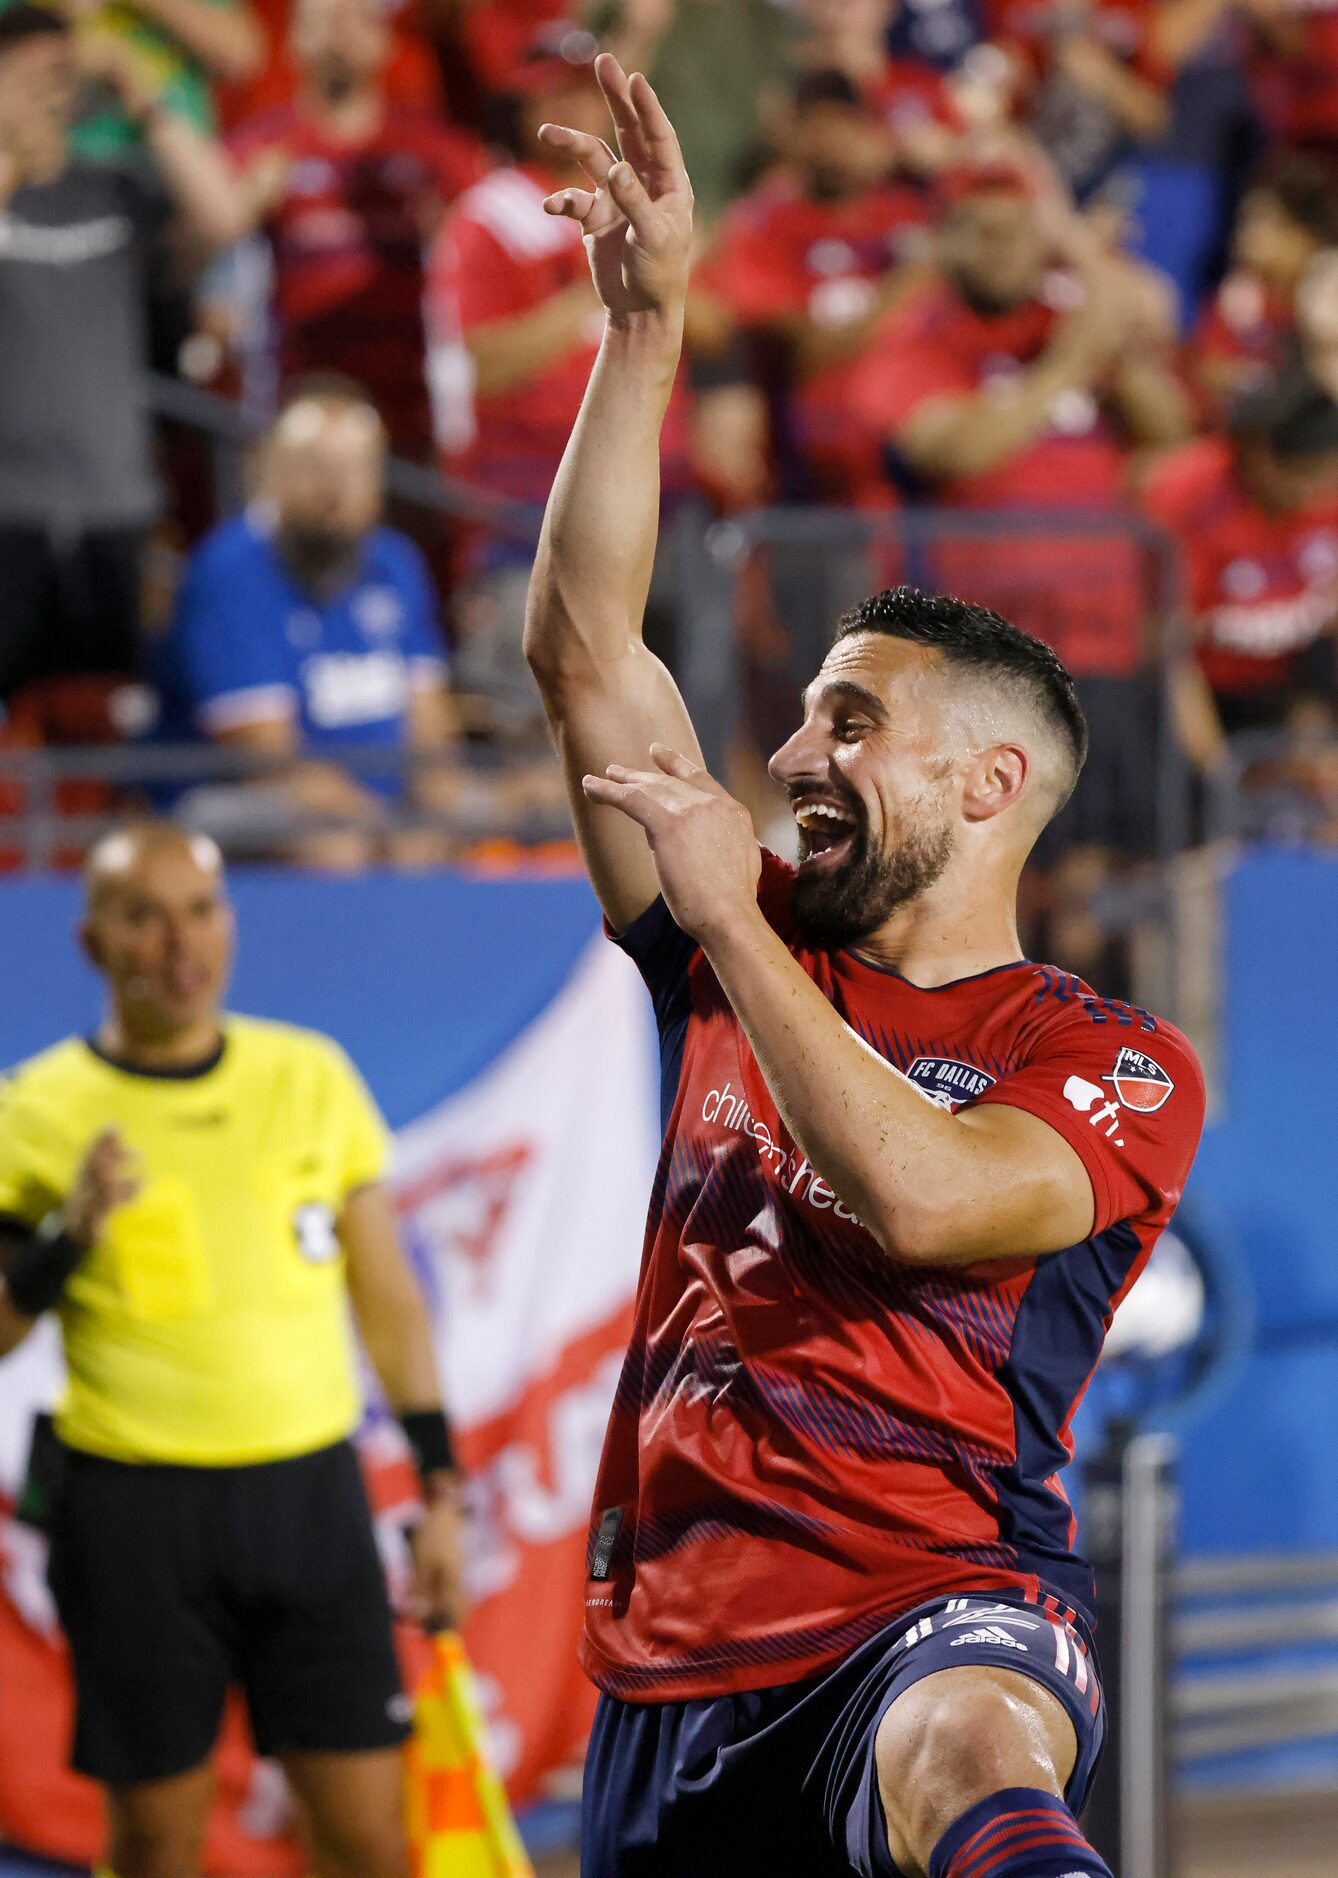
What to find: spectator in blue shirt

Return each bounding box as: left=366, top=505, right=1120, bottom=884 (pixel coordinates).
left=155, top=378, right=462, bottom=867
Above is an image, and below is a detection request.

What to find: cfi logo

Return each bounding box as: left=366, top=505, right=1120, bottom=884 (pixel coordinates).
left=907, top=1058, right=997, bottom=1111
left=1104, top=1047, right=1175, bottom=1113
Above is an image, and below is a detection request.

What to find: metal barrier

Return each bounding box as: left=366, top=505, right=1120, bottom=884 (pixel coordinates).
left=1205, top=724, right=1338, bottom=847
left=1175, top=1552, right=1338, bottom=1766
left=0, top=739, right=574, bottom=869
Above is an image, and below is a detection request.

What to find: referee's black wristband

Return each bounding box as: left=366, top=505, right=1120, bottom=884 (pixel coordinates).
left=4, top=1213, right=86, bottom=1318
left=399, top=1408, right=459, bottom=1486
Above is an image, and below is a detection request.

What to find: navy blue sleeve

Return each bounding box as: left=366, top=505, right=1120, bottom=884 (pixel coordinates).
left=609, top=899, right=697, bottom=1132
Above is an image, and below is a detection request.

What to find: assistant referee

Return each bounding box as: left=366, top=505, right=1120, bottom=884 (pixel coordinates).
left=0, top=821, right=462, bottom=1878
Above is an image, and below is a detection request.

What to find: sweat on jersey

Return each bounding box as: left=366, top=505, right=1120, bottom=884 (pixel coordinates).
left=581, top=855, right=1204, bottom=1703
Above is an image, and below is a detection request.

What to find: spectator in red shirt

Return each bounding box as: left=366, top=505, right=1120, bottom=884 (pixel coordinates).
left=1192, top=152, right=1338, bottom=424
left=795, top=0, right=964, bottom=173
left=1147, top=364, right=1338, bottom=776
left=219, top=0, right=442, bottom=129
left=853, top=159, right=1192, bottom=980
left=856, top=159, right=1189, bottom=656
left=696, top=69, right=934, bottom=507
left=226, top=0, right=483, bottom=459
left=988, top=0, right=1169, bottom=203
left=1250, top=0, right=1338, bottom=155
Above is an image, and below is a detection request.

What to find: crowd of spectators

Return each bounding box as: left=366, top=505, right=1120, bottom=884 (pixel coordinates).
left=1, top=0, right=1337, bottom=919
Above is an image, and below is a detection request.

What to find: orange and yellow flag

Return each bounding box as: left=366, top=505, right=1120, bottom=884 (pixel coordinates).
left=406, top=1632, right=536, bottom=1878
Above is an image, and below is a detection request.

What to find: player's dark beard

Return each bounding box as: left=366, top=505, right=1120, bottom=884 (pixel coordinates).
left=792, top=807, right=955, bottom=949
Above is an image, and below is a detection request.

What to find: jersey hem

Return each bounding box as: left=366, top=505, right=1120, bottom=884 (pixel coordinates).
left=579, top=1569, right=1050, bottom=1704
left=53, top=1414, right=362, bottom=1470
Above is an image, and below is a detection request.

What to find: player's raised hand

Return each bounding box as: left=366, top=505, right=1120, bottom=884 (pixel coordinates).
left=538, top=54, right=692, bottom=323
left=583, top=745, right=762, bottom=943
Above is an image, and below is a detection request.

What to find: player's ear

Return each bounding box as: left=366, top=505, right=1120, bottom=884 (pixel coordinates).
left=961, top=743, right=1028, bottom=823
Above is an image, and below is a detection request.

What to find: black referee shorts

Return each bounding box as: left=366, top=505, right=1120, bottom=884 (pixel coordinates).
left=46, top=1438, right=411, bottom=1785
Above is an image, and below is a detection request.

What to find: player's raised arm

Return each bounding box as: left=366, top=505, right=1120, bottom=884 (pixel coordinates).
left=523, top=55, right=704, bottom=933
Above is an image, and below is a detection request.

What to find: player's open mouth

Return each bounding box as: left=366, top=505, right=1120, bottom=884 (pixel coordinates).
left=792, top=794, right=860, bottom=868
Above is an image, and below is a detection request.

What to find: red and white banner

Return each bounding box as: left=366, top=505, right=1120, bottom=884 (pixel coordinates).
left=0, top=937, right=656, bottom=1868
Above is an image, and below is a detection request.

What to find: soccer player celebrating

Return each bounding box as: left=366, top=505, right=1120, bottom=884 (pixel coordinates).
left=0, top=823, right=462, bottom=1878
left=524, top=56, right=1204, bottom=1878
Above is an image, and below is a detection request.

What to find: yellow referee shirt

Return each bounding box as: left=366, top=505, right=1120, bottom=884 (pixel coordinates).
left=0, top=1017, right=391, bottom=1466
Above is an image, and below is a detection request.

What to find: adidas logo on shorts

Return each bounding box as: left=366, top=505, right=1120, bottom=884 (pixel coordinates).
left=948, top=1625, right=1027, bottom=1650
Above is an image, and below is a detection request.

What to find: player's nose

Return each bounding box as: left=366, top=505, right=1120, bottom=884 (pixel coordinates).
left=768, top=719, right=824, bottom=786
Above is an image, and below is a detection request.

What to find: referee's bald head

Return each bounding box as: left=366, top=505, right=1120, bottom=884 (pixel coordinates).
left=83, top=821, right=225, bottom=911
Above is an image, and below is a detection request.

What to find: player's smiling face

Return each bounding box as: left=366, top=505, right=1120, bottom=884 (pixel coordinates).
left=768, top=633, right=959, bottom=947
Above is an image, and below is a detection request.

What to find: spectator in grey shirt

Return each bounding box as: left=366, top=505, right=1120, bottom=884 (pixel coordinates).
left=0, top=4, right=243, bottom=701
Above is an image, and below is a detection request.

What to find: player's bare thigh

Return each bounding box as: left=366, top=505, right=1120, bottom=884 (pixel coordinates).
left=874, top=1665, right=1078, bottom=1878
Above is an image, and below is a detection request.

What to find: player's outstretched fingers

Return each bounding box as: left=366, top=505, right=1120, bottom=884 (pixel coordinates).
left=543, top=186, right=598, bottom=221
left=606, top=161, right=663, bottom=241
left=627, top=69, right=687, bottom=178
left=595, top=52, right=651, bottom=171
left=648, top=744, right=728, bottom=792
left=537, top=122, right=616, bottom=188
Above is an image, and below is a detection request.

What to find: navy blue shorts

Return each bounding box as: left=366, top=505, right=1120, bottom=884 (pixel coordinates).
left=582, top=1590, right=1105, bottom=1878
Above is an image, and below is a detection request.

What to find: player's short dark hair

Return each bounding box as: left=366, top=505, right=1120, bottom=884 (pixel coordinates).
left=1255, top=151, right=1338, bottom=246
left=834, top=587, right=1089, bottom=798
left=0, top=3, right=69, bottom=55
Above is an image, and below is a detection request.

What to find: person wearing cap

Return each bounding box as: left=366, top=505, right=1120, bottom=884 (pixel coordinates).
left=0, top=2, right=244, bottom=703
left=426, top=32, right=693, bottom=728
left=1145, top=362, right=1338, bottom=775
left=0, top=820, right=464, bottom=1878
left=223, top=0, right=483, bottom=463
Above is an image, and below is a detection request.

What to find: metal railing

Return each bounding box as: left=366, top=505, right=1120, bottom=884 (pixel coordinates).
left=1205, top=725, right=1338, bottom=847
left=1174, top=1551, right=1338, bottom=1766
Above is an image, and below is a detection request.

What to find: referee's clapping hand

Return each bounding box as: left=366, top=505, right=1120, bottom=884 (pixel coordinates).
left=63, top=1129, right=143, bottom=1249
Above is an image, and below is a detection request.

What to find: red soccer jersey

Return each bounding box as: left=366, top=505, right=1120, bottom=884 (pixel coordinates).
left=583, top=858, right=1204, bottom=1703
left=229, top=105, right=483, bottom=454
left=866, top=54, right=960, bottom=136
left=1193, top=273, right=1294, bottom=419
left=428, top=164, right=692, bottom=505
left=1145, top=435, right=1338, bottom=696
left=217, top=0, right=442, bottom=130
left=1252, top=1, right=1338, bottom=147
left=850, top=278, right=1146, bottom=676
left=696, top=178, right=931, bottom=502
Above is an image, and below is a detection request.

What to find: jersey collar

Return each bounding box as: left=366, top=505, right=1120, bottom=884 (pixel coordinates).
left=85, top=1033, right=228, bottom=1081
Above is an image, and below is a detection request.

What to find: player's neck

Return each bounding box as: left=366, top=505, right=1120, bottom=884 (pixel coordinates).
left=96, top=1013, right=226, bottom=1073
left=849, top=865, right=1025, bottom=988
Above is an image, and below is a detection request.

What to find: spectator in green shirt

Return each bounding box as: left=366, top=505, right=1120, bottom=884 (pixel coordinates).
left=21, top=0, right=263, bottom=158
left=590, top=0, right=797, bottom=224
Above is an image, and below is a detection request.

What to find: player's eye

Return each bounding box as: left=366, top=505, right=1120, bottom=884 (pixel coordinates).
left=835, top=720, right=870, bottom=742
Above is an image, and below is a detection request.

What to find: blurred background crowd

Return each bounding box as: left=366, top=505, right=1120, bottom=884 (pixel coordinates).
left=3, top=0, right=1338, bottom=986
